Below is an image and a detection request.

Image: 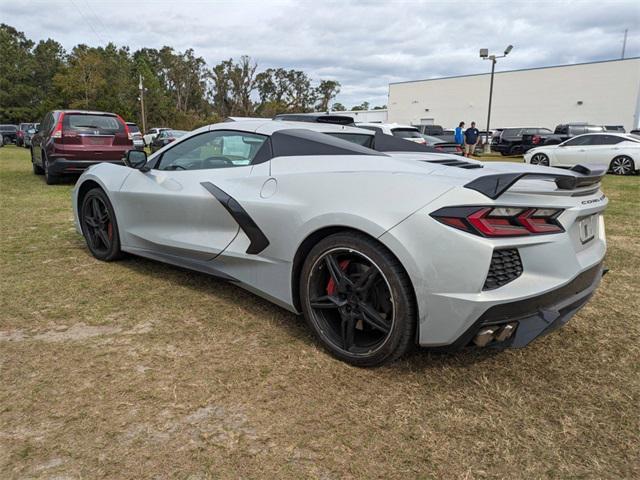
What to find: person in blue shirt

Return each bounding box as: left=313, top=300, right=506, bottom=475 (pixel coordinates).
left=464, top=121, right=480, bottom=157
left=454, top=122, right=465, bottom=147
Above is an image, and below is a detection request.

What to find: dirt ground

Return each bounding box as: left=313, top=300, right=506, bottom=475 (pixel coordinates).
left=1, top=146, right=639, bottom=479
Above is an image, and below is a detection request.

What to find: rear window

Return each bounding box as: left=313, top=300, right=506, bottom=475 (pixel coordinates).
left=325, top=133, right=374, bottom=148
left=502, top=128, right=522, bottom=137
left=127, top=124, right=140, bottom=134
left=63, top=114, right=123, bottom=134
left=391, top=128, right=421, bottom=139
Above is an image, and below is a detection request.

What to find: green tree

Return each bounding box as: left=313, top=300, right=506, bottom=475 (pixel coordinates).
left=331, top=102, right=346, bottom=112
left=351, top=101, right=370, bottom=111
left=315, top=80, right=341, bottom=112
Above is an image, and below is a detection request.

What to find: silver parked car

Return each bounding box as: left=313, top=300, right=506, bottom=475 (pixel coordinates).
left=72, top=120, right=608, bottom=366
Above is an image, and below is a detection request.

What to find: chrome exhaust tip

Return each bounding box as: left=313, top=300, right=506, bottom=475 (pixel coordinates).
left=473, top=328, right=497, bottom=347
left=495, top=323, right=517, bottom=342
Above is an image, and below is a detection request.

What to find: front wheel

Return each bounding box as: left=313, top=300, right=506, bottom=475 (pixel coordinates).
left=530, top=152, right=549, bottom=166
left=31, top=149, right=44, bottom=175
left=300, top=232, right=416, bottom=367
left=609, top=156, right=635, bottom=175
left=80, top=188, right=123, bottom=261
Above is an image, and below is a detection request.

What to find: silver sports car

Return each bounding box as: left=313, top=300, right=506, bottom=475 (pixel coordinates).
left=72, top=120, right=608, bottom=366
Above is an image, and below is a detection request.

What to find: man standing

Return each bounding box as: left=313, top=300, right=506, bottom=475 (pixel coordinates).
left=464, top=121, right=480, bottom=157
left=454, top=122, right=465, bottom=150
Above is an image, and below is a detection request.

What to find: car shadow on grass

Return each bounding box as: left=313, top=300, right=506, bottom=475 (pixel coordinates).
left=110, top=252, right=506, bottom=372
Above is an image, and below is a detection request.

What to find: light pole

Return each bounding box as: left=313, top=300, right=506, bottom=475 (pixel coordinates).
left=138, top=74, right=147, bottom=134
left=480, top=45, right=513, bottom=153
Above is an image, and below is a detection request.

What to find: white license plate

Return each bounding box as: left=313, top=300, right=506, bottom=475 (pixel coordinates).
left=579, top=215, right=597, bottom=244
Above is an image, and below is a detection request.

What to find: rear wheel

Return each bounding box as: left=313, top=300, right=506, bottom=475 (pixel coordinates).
left=530, top=152, right=549, bottom=166
left=80, top=188, right=122, bottom=261
left=43, top=154, right=60, bottom=185
left=300, top=232, right=416, bottom=367
left=609, top=156, right=635, bottom=175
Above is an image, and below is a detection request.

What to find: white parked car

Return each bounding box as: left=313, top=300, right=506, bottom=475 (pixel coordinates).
left=143, top=127, right=170, bottom=147
left=524, top=133, right=640, bottom=175
left=356, top=123, right=427, bottom=145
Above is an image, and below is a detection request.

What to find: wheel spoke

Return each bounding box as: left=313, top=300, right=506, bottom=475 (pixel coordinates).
left=324, top=254, right=352, bottom=289
left=96, top=227, right=110, bottom=249
left=341, top=316, right=355, bottom=351
left=355, top=266, right=379, bottom=294
left=360, top=302, right=391, bottom=334
left=310, top=295, right=345, bottom=309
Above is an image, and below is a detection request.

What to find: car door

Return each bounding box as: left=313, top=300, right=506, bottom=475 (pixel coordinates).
left=31, top=113, right=54, bottom=167
left=117, top=129, right=269, bottom=260
left=584, top=135, right=623, bottom=166
left=552, top=135, right=596, bottom=167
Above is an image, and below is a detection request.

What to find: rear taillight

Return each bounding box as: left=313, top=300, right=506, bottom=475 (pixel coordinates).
left=51, top=112, right=65, bottom=139
left=117, top=115, right=133, bottom=140
left=431, top=206, right=564, bottom=237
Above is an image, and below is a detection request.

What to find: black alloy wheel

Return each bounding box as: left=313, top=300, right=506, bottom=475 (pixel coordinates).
left=80, top=188, right=122, bottom=261
left=300, top=233, right=416, bottom=367
left=530, top=152, right=550, bottom=166
left=610, top=156, right=635, bottom=175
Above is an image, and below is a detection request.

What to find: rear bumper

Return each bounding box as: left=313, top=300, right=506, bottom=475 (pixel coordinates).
left=48, top=157, right=125, bottom=174
left=450, top=262, right=604, bottom=350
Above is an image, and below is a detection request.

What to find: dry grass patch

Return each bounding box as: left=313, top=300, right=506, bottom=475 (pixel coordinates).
left=1, top=145, right=639, bottom=479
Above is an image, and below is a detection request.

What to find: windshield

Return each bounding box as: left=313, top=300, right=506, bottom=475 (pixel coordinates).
left=392, top=128, right=422, bottom=139
left=0, top=125, right=17, bottom=132
left=325, top=133, right=374, bottom=148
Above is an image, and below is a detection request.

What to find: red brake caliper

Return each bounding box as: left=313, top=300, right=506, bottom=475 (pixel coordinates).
left=107, top=222, right=113, bottom=240
left=326, top=260, right=350, bottom=295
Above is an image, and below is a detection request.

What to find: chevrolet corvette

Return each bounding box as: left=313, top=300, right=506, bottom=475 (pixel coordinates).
left=72, top=120, right=608, bottom=366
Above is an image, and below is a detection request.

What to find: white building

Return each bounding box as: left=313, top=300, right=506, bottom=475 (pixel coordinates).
left=387, top=57, right=640, bottom=132
left=331, top=108, right=388, bottom=123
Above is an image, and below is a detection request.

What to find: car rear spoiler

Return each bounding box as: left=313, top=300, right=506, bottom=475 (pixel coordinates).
left=464, top=164, right=606, bottom=199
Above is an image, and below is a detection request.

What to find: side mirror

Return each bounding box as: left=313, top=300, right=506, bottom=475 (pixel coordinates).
left=124, top=149, right=148, bottom=170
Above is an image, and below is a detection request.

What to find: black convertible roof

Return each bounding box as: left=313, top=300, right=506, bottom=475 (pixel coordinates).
left=266, top=129, right=386, bottom=159
left=273, top=113, right=355, bottom=125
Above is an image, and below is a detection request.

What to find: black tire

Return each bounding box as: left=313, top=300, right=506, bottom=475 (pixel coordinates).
left=299, top=232, right=416, bottom=367
left=43, top=154, right=60, bottom=185
left=609, top=156, right=635, bottom=176
left=80, top=188, right=123, bottom=261
left=530, top=152, right=549, bottom=166
left=31, top=149, right=44, bottom=175
left=499, top=151, right=508, bottom=156
left=507, top=145, right=521, bottom=156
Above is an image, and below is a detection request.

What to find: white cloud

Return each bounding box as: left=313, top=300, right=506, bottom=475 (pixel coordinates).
left=4, top=0, right=639, bottom=107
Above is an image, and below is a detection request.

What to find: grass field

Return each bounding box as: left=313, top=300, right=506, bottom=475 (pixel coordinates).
left=1, top=145, right=638, bottom=479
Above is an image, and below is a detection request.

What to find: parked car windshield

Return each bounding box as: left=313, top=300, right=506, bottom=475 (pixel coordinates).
left=325, top=133, right=373, bottom=148
left=391, top=128, right=422, bottom=138
left=64, top=114, right=123, bottom=134
left=0, top=125, right=18, bottom=131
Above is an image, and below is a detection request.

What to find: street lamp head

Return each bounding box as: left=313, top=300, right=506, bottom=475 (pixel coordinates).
left=479, top=48, right=489, bottom=58
left=504, top=45, right=513, bottom=55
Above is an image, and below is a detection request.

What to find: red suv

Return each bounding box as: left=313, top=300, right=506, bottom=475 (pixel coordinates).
left=31, top=110, right=134, bottom=184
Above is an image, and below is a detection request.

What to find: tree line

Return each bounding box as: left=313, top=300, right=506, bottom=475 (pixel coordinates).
left=0, top=23, right=368, bottom=130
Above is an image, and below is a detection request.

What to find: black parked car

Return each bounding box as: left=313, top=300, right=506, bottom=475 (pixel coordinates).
left=491, top=127, right=552, bottom=155
left=543, top=123, right=606, bottom=145
left=149, top=129, right=187, bottom=153
left=0, top=124, right=18, bottom=145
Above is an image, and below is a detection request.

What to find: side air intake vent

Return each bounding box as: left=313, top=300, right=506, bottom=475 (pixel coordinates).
left=483, top=249, right=523, bottom=291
